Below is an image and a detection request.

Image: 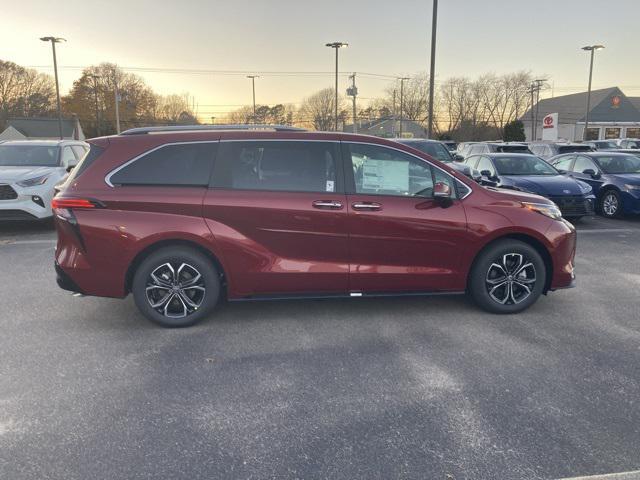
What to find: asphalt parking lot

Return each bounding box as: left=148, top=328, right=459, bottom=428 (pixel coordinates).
left=1, top=216, right=639, bottom=480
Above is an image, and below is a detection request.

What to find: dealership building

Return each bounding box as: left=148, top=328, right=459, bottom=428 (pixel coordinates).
left=521, top=86, right=640, bottom=142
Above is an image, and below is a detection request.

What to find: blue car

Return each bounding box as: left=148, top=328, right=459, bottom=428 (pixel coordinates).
left=464, top=153, right=595, bottom=219
left=549, top=152, right=640, bottom=218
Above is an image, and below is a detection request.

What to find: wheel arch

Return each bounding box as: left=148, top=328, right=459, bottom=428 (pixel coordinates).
left=466, top=233, right=554, bottom=293
left=124, top=239, right=228, bottom=295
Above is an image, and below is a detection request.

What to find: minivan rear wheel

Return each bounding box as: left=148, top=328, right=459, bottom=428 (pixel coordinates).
left=132, top=246, right=220, bottom=327
left=469, top=239, right=546, bottom=314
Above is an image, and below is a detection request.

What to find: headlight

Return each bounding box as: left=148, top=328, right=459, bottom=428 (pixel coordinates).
left=624, top=184, right=640, bottom=192
left=522, top=201, right=563, bottom=220
left=576, top=181, right=593, bottom=194
left=17, top=174, right=50, bottom=187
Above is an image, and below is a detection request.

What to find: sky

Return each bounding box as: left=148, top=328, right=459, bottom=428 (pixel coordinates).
left=3, top=0, right=640, bottom=120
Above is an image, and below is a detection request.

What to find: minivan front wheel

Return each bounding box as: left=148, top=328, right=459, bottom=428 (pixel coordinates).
left=469, top=239, right=546, bottom=314
left=132, top=246, right=220, bottom=327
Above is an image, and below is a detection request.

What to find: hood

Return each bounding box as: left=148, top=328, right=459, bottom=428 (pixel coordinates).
left=0, top=166, right=58, bottom=183
left=484, top=186, right=554, bottom=205
left=500, top=175, right=584, bottom=196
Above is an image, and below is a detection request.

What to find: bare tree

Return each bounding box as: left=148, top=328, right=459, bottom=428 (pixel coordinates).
left=298, top=88, right=345, bottom=131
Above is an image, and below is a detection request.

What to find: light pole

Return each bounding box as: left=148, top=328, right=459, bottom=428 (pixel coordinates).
left=114, top=77, right=121, bottom=134
left=427, top=0, right=438, bottom=139
left=88, top=74, right=101, bottom=136
left=210, top=116, right=216, bottom=125
left=347, top=73, right=358, bottom=133
left=582, top=44, right=604, bottom=140
left=533, top=78, right=547, bottom=140
left=399, top=77, right=409, bottom=137
left=246, top=75, right=259, bottom=122
left=326, top=42, right=348, bottom=131
left=40, top=36, right=66, bottom=139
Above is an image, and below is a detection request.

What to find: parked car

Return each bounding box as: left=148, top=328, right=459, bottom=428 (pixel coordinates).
left=528, top=142, right=594, bottom=160
left=461, top=142, right=532, bottom=159
left=616, top=149, right=640, bottom=158
left=616, top=138, right=640, bottom=149
left=582, top=140, right=620, bottom=151
left=464, top=153, right=595, bottom=219
left=549, top=152, right=640, bottom=218
left=0, top=140, right=88, bottom=221
left=53, top=125, right=576, bottom=327
left=455, top=142, right=478, bottom=160
left=395, top=139, right=479, bottom=179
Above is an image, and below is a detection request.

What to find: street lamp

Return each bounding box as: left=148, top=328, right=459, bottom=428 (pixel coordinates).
left=40, top=36, right=66, bottom=139
left=582, top=44, right=605, bottom=140
left=398, top=77, right=410, bottom=137
left=246, top=75, right=259, bottom=121
left=326, top=42, right=348, bottom=131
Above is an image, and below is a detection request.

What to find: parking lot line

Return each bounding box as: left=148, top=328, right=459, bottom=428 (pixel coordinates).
left=577, top=229, right=638, bottom=234
left=557, top=470, right=640, bottom=480
left=0, top=239, right=57, bottom=246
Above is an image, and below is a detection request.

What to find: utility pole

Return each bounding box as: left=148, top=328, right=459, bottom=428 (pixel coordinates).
left=392, top=89, right=397, bottom=137
left=40, top=36, right=66, bottom=139
left=399, top=77, right=409, bottom=137
left=246, top=75, right=259, bottom=121
left=529, top=85, right=535, bottom=140
left=210, top=116, right=215, bottom=125
left=114, top=78, right=121, bottom=134
left=88, top=74, right=101, bottom=136
left=347, top=73, right=358, bottom=133
left=582, top=45, right=604, bottom=140
left=533, top=79, right=547, bottom=141
left=427, top=0, right=438, bottom=139
left=326, top=42, right=348, bottom=131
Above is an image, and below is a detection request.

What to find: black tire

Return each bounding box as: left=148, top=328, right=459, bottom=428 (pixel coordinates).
left=468, top=239, right=546, bottom=314
left=599, top=189, right=623, bottom=218
left=132, top=246, right=220, bottom=327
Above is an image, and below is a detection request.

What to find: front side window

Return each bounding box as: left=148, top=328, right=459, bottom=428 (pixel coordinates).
left=573, top=156, right=598, bottom=174
left=476, top=157, right=496, bottom=177
left=347, top=143, right=457, bottom=199
left=0, top=145, right=60, bottom=167
left=61, top=147, right=77, bottom=166
left=595, top=154, right=640, bottom=174
left=110, top=142, right=216, bottom=186
left=213, top=141, right=338, bottom=193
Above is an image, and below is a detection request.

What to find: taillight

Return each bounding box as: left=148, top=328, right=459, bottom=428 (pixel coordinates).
left=51, top=198, right=103, bottom=209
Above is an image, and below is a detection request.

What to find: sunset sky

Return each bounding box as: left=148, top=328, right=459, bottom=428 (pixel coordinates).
left=3, top=0, right=640, bottom=119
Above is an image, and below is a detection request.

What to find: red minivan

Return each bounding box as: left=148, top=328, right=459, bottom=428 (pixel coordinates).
left=53, top=126, right=576, bottom=327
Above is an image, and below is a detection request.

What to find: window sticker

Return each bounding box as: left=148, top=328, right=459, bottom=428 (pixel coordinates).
left=326, top=180, right=335, bottom=192
left=361, top=159, right=409, bottom=192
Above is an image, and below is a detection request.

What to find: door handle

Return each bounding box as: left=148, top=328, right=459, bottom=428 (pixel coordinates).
left=352, top=202, right=382, bottom=211
left=312, top=200, right=343, bottom=209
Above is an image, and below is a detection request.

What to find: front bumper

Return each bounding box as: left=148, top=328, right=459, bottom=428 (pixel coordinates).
left=0, top=182, right=54, bottom=220
left=549, top=194, right=595, bottom=218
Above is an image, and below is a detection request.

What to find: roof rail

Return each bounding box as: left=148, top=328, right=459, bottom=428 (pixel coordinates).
left=119, top=124, right=306, bottom=135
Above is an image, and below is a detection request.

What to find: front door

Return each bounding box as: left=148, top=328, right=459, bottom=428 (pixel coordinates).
left=343, top=142, right=469, bottom=293
left=203, top=140, right=349, bottom=297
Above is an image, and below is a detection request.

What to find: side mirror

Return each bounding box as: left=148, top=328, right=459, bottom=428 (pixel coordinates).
left=556, top=169, right=567, bottom=174
left=433, top=181, right=452, bottom=199
left=583, top=168, right=600, bottom=179
left=453, top=154, right=465, bottom=162
left=480, top=170, right=497, bottom=181
left=66, top=165, right=76, bottom=173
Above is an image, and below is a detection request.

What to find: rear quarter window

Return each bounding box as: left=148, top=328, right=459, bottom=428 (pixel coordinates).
left=64, top=143, right=105, bottom=183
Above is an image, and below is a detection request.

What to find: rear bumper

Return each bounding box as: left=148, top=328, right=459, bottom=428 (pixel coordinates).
left=55, top=262, right=84, bottom=294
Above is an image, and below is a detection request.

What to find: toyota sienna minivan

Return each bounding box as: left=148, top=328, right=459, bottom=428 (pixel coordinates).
left=53, top=125, right=576, bottom=327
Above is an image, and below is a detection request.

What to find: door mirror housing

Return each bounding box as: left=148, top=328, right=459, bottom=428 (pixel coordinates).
left=583, top=168, right=600, bottom=179
left=66, top=165, right=76, bottom=173
left=453, top=153, right=465, bottom=162
left=433, top=181, right=452, bottom=199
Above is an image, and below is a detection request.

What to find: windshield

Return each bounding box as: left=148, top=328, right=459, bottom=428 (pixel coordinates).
left=595, top=154, right=640, bottom=174
left=493, top=155, right=559, bottom=176
left=595, top=141, right=619, bottom=149
left=403, top=142, right=452, bottom=163
left=0, top=145, right=60, bottom=167
left=558, top=145, right=592, bottom=154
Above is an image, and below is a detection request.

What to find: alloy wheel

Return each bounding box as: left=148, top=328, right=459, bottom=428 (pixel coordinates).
left=485, top=253, right=537, bottom=305
left=145, top=262, right=206, bottom=318
left=602, top=193, right=619, bottom=217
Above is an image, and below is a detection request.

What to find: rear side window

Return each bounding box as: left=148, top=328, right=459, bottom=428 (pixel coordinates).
left=65, top=143, right=105, bottom=183
left=213, top=141, right=339, bottom=193
left=110, top=143, right=216, bottom=186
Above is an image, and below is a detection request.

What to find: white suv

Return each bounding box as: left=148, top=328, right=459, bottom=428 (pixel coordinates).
left=0, top=140, right=88, bottom=221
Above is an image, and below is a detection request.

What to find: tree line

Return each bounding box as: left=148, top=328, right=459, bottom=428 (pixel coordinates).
left=1, top=58, right=537, bottom=140
left=0, top=60, right=197, bottom=137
